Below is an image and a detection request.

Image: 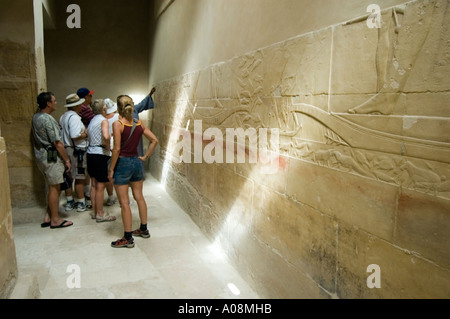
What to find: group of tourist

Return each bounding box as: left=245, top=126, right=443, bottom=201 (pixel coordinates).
left=31, top=87, right=158, bottom=248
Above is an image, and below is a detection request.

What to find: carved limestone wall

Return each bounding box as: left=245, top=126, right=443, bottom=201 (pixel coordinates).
left=149, top=0, right=450, bottom=298
left=0, top=136, right=17, bottom=298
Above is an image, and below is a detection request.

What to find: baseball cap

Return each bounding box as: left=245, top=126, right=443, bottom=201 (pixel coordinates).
left=77, top=87, right=94, bottom=99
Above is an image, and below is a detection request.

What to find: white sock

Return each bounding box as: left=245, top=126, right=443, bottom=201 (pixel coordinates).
left=84, top=185, right=90, bottom=198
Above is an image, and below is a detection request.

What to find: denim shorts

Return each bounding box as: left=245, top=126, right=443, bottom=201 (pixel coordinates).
left=113, top=156, right=144, bottom=185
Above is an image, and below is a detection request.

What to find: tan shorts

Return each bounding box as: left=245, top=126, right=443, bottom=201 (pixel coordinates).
left=36, top=159, right=65, bottom=186
left=68, top=147, right=88, bottom=180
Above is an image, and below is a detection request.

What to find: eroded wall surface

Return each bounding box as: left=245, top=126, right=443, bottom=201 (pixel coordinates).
left=0, top=137, right=17, bottom=298
left=149, top=0, right=450, bottom=298
left=0, top=0, right=48, bottom=209
left=0, top=0, right=41, bottom=297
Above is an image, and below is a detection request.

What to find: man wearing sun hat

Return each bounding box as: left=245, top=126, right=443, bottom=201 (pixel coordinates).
left=60, top=93, right=89, bottom=213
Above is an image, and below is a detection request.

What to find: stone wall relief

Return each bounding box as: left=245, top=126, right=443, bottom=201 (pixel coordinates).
left=153, top=0, right=449, bottom=200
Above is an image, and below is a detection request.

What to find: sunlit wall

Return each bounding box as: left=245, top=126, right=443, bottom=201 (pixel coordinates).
left=148, top=0, right=450, bottom=298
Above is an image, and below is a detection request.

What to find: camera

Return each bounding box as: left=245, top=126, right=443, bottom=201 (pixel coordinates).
left=47, top=147, right=58, bottom=163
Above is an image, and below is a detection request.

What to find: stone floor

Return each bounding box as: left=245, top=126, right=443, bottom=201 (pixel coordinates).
left=9, top=174, right=259, bottom=299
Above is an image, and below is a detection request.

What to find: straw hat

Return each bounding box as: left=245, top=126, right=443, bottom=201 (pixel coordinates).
left=64, top=94, right=85, bottom=108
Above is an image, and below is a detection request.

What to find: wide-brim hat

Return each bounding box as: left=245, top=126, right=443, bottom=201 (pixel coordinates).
left=64, top=94, right=85, bottom=107
left=105, top=98, right=117, bottom=114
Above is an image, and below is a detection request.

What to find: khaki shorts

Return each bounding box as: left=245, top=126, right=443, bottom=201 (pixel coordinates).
left=36, top=159, right=65, bottom=186
left=67, top=147, right=88, bottom=180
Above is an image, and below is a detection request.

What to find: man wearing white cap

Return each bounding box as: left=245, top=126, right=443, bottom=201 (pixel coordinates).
left=104, top=98, right=119, bottom=206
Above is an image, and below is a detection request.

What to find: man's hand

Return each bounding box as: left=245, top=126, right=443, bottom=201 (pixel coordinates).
left=150, top=87, right=156, bottom=96
left=64, top=160, right=72, bottom=173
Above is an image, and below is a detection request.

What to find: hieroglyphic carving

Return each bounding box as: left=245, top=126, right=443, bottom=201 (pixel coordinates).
left=154, top=0, right=449, bottom=201
left=287, top=140, right=449, bottom=200
left=346, top=0, right=449, bottom=114
left=232, top=50, right=264, bottom=109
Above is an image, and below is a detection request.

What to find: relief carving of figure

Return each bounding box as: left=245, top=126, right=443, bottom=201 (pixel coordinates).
left=348, top=1, right=440, bottom=115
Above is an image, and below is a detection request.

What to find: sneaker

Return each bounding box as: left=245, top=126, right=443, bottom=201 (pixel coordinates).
left=76, top=202, right=86, bottom=212
left=133, top=228, right=151, bottom=238
left=65, top=200, right=75, bottom=212
left=96, top=212, right=116, bottom=223
left=105, top=197, right=117, bottom=206
left=85, top=197, right=92, bottom=209
left=111, top=237, right=134, bottom=248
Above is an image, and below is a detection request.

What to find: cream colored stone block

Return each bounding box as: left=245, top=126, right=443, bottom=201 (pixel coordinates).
left=213, top=164, right=253, bottom=221
left=253, top=184, right=337, bottom=293
left=0, top=138, right=12, bottom=212
left=294, top=112, right=342, bottom=145
left=402, top=116, right=450, bottom=143
left=336, top=113, right=404, bottom=137
left=279, top=28, right=332, bottom=97
left=337, top=224, right=450, bottom=298
left=404, top=92, right=450, bottom=117
left=179, top=72, right=198, bottom=101
left=167, top=175, right=205, bottom=227
left=230, top=230, right=328, bottom=299
left=260, top=43, right=288, bottom=97
left=291, top=94, right=329, bottom=113
left=0, top=136, right=17, bottom=298
left=193, top=68, right=212, bottom=100
left=161, top=75, right=196, bottom=102
left=331, top=23, right=378, bottom=95
left=9, top=166, right=45, bottom=208
left=396, top=189, right=450, bottom=268
left=0, top=82, right=36, bottom=122
left=234, top=154, right=290, bottom=195
left=331, top=112, right=450, bottom=145
left=156, top=81, right=171, bottom=102
left=330, top=93, right=405, bottom=115
left=212, top=62, right=232, bottom=99
left=186, top=162, right=216, bottom=201
left=286, top=158, right=397, bottom=241
left=0, top=220, right=17, bottom=298
left=230, top=50, right=265, bottom=103
left=6, top=146, right=34, bottom=168
left=402, top=0, right=450, bottom=93
left=0, top=41, right=32, bottom=78
left=257, top=97, right=298, bottom=134
left=331, top=0, right=450, bottom=117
